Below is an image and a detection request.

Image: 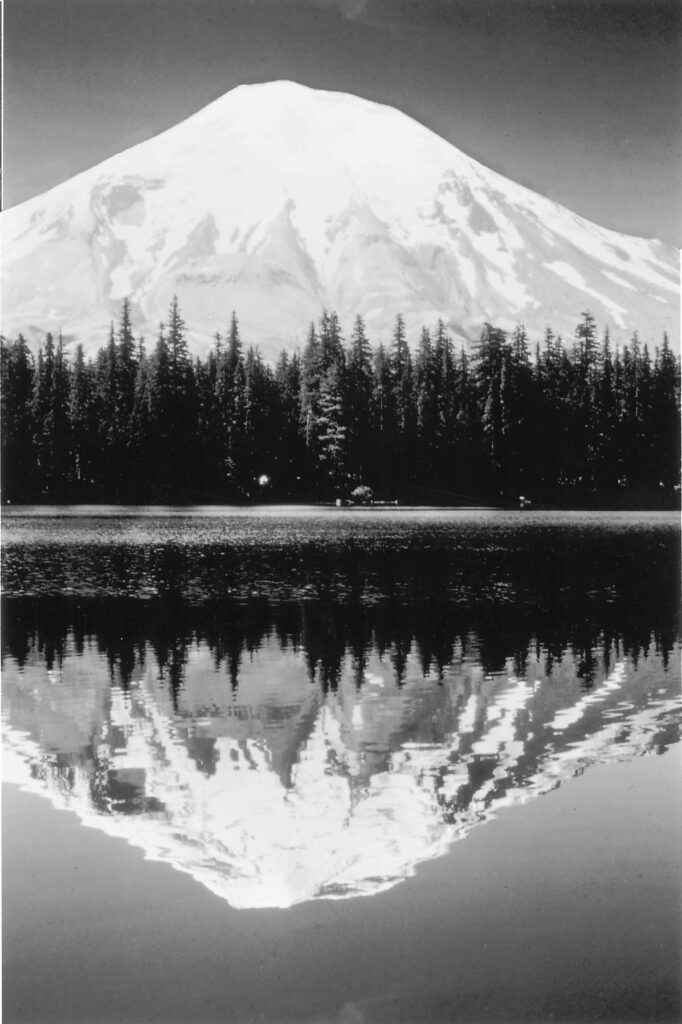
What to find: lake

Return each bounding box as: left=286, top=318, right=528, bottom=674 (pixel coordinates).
left=2, top=507, right=681, bottom=1023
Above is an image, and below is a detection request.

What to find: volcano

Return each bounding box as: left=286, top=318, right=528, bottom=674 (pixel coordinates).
left=1, top=80, right=678, bottom=358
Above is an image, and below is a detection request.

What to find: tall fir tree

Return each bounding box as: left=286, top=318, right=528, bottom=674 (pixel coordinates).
left=345, top=315, right=374, bottom=485
left=1, top=335, right=35, bottom=502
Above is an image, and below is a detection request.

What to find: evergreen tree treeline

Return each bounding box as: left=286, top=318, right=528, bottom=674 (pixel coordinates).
left=2, top=299, right=680, bottom=505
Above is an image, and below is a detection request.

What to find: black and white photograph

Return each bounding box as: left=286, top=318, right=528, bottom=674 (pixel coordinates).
left=1, top=1, right=681, bottom=1022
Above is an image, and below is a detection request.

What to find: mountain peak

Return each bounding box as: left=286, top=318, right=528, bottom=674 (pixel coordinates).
left=212, top=78, right=395, bottom=111
left=1, top=81, right=678, bottom=356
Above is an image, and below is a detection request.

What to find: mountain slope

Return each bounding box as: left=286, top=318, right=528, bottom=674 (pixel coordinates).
left=1, top=80, right=679, bottom=357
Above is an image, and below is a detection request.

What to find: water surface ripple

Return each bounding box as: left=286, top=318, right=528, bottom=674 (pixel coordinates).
left=2, top=507, right=680, bottom=908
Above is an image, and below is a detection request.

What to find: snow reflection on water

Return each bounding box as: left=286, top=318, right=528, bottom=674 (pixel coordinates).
left=1, top=510, right=680, bottom=909
left=2, top=625, right=679, bottom=908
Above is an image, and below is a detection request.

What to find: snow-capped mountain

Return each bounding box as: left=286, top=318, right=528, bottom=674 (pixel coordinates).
left=1, top=80, right=679, bottom=358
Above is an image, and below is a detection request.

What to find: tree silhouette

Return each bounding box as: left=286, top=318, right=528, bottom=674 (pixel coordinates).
left=1, top=301, right=679, bottom=507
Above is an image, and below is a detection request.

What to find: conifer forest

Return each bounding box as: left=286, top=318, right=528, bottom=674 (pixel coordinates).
left=1, top=298, right=680, bottom=506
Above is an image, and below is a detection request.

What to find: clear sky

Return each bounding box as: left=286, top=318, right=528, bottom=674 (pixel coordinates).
left=4, top=0, right=681, bottom=245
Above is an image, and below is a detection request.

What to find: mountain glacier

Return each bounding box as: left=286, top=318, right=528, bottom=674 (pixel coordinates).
left=1, top=80, right=679, bottom=358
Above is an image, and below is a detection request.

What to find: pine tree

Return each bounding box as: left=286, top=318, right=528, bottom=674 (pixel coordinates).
left=370, top=343, right=397, bottom=494
left=473, top=323, right=508, bottom=498
left=619, top=333, right=643, bottom=490
left=345, top=315, right=374, bottom=485
left=30, top=333, right=57, bottom=498
left=433, top=320, right=464, bottom=493
left=650, top=334, right=681, bottom=492
left=532, top=333, right=552, bottom=499
left=1, top=335, right=35, bottom=501
left=574, top=310, right=598, bottom=374
left=226, top=311, right=242, bottom=372
left=129, top=337, right=153, bottom=497
left=388, top=314, right=416, bottom=491
left=414, top=328, right=434, bottom=477
left=389, top=314, right=413, bottom=429
left=162, top=297, right=197, bottom=500
left=147, top=322, right=172, bottom=499
left=93, top=323, right=120, bottom=496
left=565, top=312, right=600, bottom=496
left=297, top=313, right=349, bottom=496
left=274, top=350, right=306, bottom=499
left=315, top=363, right=348, bottom=495
left=451, top=345, right=478, bottom=498
left=593, top=327, right=618, bottom=493
left=117, top=298, right=138, bottom=420
left=318, top=310, right=345, bottom=374
left=635, top=342, right=655, bottom=487
left=242, top=347, right=278, bottom=496
left=194, top=353, right=219, bottom=500
left=67, top=344, right=89, bottom=497
left=53, top=335, right=72, bottom=497
left=505, top=324, right=534, bottom=493
left=214, top=313, right=247, bottom=498
left=300, top=322, right=321, bottom=452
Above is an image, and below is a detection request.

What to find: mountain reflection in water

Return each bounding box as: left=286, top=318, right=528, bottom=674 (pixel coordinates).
left=3, top=590, right=680, bottom=909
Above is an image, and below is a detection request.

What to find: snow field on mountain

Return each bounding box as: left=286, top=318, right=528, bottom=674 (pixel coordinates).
left=2, top=80, right=679, bottom=357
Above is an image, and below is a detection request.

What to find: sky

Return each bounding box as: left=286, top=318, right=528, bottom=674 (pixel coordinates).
left=3, top=0, right=681, bottom=245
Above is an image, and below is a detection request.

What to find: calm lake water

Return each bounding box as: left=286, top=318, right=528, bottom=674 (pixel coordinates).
left=2, top=507, right=681, bottom=1023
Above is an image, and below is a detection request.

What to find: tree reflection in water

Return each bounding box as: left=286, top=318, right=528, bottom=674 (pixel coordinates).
left=2, top=583, right=679, bottom=909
